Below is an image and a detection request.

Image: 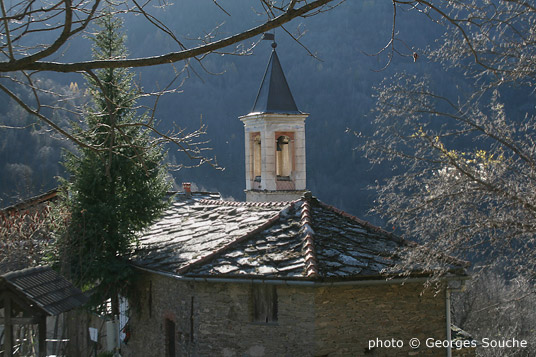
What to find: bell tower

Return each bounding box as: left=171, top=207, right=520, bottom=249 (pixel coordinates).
left=240, top=38, right=308, bottom=202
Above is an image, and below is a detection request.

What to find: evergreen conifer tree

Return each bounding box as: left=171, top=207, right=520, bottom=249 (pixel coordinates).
left=56, top=13, right=170, bottom=312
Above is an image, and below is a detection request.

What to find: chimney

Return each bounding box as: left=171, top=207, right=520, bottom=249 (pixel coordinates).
left=182, top=182, right=192, bottom=198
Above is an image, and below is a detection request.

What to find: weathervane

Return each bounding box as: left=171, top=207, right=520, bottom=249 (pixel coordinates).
left=262, top=32, right=277, bottom=49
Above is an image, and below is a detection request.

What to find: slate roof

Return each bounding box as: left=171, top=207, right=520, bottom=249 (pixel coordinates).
left=170, top=191, right=222, bottom=202
left=132, top=194, right=465, bottom=280
left=250, top=48, right=302, bottom=115
left=0, top=188, right=58, bottom=213
left=0, top=265, right=88, bottom=315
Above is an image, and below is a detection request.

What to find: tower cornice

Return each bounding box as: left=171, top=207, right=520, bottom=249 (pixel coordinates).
left=239, top=112, right=308, bottom=124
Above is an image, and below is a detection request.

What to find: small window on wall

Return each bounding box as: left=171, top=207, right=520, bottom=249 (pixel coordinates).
left=165, top=318, right=176, bottom=357
left=252, top=285, right=278, bottom=323
left=253, top=134, right=262, bottom=179
left=276, top=135, right=292, bottom=178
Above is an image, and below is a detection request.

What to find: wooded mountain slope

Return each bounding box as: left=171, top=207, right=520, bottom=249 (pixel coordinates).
left=0, top=0, right=464, bottom=222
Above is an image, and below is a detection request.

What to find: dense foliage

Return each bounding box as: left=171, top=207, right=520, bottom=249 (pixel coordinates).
left=53, top=14, right=170, bottom=309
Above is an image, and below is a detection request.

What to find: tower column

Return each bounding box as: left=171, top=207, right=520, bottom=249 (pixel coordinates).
left=244, top=129, right=252, bottom=190
left=261, top=129, right=276, bottom=191
left=293, top=127, right=306, bottom=190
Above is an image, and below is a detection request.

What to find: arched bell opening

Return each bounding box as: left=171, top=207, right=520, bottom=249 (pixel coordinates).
left=250, top=133, right=262, bottom=190
left=276, top=135, right=292, bottom=178
left=253, top=134, right=262, bottom=180
left=275, top=133, right=295, bottom=190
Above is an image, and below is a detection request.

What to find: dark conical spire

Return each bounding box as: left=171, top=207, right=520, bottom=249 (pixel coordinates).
left=251, top=47, right=300, bottom=114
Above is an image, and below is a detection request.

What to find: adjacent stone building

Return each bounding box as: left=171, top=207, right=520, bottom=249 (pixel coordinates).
left=123, top=39, right=473, bottom=356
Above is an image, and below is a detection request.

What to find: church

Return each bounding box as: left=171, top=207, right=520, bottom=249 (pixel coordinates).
left=122, top=39, right=472, bottom=357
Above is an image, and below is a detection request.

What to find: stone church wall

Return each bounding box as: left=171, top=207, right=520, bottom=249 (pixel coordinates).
left=123, top=271, right=471, bottom=356
left=314, top=284, right=446, bottom=356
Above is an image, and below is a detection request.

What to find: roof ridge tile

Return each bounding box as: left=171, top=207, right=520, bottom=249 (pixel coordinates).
left=298, top=200, right=319, bottom=278
left=198, top=199, right=292, bottom=208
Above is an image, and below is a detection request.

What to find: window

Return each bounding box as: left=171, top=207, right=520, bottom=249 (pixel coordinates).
left=252, top=285, right=278, bottom=323
left=165, top=318, right=176, bottom=357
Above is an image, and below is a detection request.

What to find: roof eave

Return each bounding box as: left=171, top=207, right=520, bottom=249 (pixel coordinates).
left=133, top=265, right=470, bottom=286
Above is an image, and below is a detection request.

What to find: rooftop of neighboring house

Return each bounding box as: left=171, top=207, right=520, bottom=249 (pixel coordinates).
left=131, top=191, right=468, bottom=281
left=0, top=189, right=58, bottom=214
left=0, top=265, right=88, bottom=316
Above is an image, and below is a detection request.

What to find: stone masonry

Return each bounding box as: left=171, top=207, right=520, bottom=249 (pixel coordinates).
left=123, top=271, right=455, bottom=357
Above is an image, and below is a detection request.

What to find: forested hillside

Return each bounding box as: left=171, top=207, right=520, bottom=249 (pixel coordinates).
left=0, top=0, right=453, bottom=220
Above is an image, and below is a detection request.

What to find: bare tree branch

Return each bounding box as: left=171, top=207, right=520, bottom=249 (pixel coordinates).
left=0, top=0, right=334, bottom=73
left=359, top=1, right=536, bottom=280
